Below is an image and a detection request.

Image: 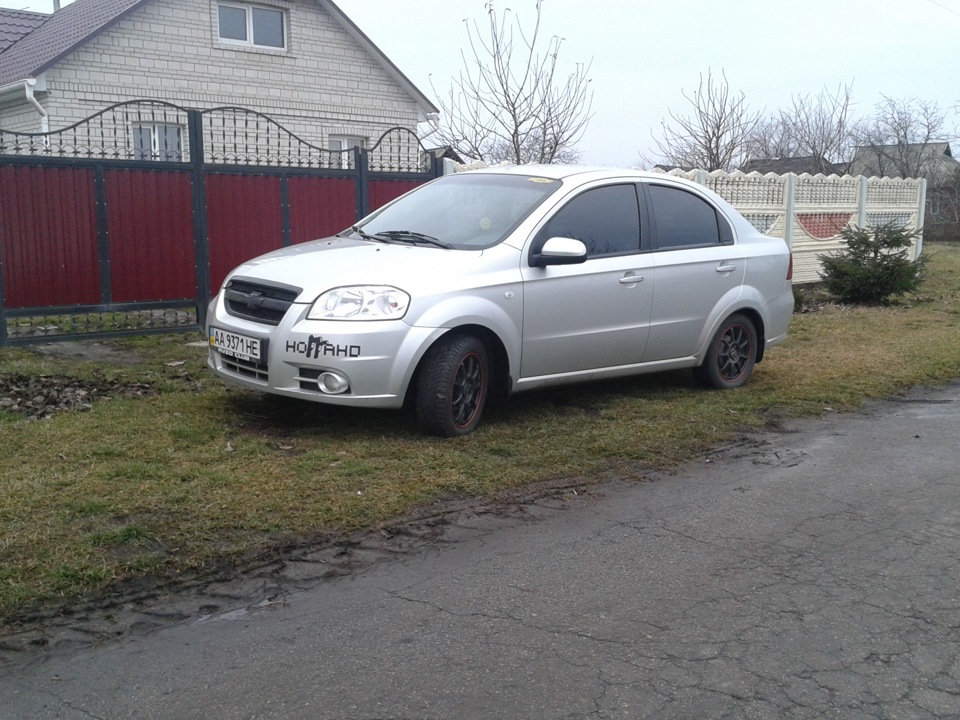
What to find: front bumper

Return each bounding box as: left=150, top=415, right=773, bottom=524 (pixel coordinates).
left=207, top=300, right=444, bottom=408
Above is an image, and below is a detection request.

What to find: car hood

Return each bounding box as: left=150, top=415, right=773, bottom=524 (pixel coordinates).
left=224, top=236, right=505, bottom=301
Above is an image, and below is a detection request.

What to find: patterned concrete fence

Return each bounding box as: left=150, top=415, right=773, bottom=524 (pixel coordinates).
left=654, top=169, right=928, bottom=284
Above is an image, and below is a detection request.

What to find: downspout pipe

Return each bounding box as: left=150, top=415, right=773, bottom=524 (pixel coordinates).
left=24, top=79, right=49, bottom=135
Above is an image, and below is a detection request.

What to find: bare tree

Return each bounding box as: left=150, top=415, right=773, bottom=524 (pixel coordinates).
left=429, top=1, right=593, bottom=165
left=744, top=85, right=857, bottom=174
left=650, top=69, right=760, bottom=171
left=746, top=115, right=803, bottom=164
left=854, top=96, right=948, bottom=179
left=927, top=167, right=960, bottom=236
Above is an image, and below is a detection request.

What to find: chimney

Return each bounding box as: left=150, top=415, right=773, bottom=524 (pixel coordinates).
left=53, top=0, right=61, bottom=10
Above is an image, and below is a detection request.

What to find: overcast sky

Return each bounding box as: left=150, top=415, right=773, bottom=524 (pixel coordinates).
left=7, top=0, right=960, bottom=166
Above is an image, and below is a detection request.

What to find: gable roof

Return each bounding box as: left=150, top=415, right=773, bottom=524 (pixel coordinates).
left=0, top=8, right=49, bottom=54
left=0, top=0, right=437, bottom=114
left=849, top=142, right=959, bottom=181
left=321, top=0, right=437, bottom=115
left=851, top=142, right=953, bottom=163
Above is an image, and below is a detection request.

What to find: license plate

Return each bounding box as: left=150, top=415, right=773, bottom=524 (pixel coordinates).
left=209, top=327, right=262, bottom=362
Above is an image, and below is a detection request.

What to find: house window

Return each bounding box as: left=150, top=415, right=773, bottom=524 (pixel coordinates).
left=329, top=136, right=366, bottom=168
left=218, top=3, right=286, bottom=49
left=133, top=124, right=183, bottom=161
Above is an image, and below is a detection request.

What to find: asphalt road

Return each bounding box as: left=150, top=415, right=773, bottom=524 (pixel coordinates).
left=2, top=381, right=960, bottom=719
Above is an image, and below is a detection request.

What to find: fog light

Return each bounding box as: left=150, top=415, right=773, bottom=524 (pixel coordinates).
left=317, top=371, right=349, bottom=394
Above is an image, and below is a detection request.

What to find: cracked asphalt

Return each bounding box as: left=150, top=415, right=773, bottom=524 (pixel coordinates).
left=2, top=381, right=959, bottom=719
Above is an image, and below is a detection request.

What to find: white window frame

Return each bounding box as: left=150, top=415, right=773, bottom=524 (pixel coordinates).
left=328, top=136, right=366, bottom=152
left=217, top=2, right=286, bottom=50
left=329, top=135, right=366, bottom=169
left=132, top=124, right=184, bottom=162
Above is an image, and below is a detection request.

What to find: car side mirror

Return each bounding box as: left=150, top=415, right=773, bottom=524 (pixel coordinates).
left=530, top=237, right=588, bottom=267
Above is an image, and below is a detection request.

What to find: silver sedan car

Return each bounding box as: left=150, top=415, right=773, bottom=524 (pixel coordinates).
left=207, top=166, right=793, bottom=436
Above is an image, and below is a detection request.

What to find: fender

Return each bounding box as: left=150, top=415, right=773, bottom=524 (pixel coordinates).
left=390, top=291, right=524, bottom=395
left=693, top=285, right=770, bottom=363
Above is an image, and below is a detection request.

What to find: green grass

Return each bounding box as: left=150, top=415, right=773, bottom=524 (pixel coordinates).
left=2, top=244, right=959, bottom=623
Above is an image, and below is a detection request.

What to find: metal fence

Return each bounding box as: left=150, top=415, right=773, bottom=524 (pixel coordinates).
left=0, top=100, right=442, bottom=345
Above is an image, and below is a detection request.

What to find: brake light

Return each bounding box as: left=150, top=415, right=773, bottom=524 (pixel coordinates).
left=786, top=252, right=793, bottom=281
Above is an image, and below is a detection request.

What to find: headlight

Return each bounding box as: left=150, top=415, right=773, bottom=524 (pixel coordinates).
left=308, top=285, right=410, bottom=321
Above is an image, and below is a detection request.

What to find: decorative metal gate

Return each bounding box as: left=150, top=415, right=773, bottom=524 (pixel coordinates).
left=0, top=100, right=443, bottom=345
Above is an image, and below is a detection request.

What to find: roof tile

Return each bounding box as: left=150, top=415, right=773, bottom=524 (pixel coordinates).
left=0, top=0, right=148, bottom=86
left=0, top=8, right=49, bottom=55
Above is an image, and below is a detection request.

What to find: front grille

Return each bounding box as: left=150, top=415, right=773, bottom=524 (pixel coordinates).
left=224, top=280, right=301, bottom=325
left=221, top=354, right=269, bottom=382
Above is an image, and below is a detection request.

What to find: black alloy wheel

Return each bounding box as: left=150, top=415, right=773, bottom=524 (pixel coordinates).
left=416, top=334, right=489, bottom=436
left=694, top=313, right=758, bottom=389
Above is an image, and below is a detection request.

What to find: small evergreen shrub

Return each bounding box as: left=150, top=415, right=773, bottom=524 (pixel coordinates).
left=818, top=223, right=928, bottom=304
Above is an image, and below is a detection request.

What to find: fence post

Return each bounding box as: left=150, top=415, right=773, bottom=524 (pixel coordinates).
left=94, top=165, right=112, bottom=305
left=188, top=109, right=211, bottom=327
left=355, top=146, right=369, bottom=220
left=280, top=175, right=291, bottom=247
left=916, top=178, right=927, bottom=258
left=857, top=175, right=868, bottom=229
left=784, top=174, right=796, bottom=251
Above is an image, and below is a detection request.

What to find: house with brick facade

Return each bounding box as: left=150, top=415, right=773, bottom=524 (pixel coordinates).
left=0, top=0, right=437, bottom=160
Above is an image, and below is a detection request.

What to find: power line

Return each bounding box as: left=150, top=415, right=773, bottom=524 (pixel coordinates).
left=924, top=0, right=960, bottom=17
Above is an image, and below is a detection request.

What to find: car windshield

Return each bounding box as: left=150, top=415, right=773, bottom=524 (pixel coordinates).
left=353, top=173, right=562, bottom=250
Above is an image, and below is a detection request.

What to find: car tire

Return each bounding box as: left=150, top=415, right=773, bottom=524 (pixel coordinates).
left=694, top=313, right=758, bottom=389
left=416, top=334, right=489, bottom=436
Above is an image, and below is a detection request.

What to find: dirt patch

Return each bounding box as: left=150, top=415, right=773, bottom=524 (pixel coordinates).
left=0, top=373, right=155, bottom=420
left=29, top=340, right=148, bottom=365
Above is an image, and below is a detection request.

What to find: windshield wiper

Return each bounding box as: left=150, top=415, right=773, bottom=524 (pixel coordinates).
left=373, top=230, right=452, bottom=249
left=344, top=224, right=389, bottom=243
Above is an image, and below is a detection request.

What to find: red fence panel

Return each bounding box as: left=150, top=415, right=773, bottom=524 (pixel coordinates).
left=369, top=179, right=423, bottom=213
left=206, top=173, right=283, bottom=291
left=288, top=176, right=356, bottom=245
left=104, top=169, right=196, bottom=302
left=0, top=165, right=100, bottom=308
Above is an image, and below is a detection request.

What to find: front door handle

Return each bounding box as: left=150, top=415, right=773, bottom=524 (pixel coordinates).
left=716, top=263, right=737, bottom=273
left=619, top=273, right=644, bottom=284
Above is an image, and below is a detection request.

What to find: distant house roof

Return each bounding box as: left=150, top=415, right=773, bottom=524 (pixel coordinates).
left=0, top=8, right=49, bottom=55
left=0, top=0, right=438, bottom=115
left=849, top=142, right=958, bottom=181
left=652, top=164, right=698, bottom=173
left=739, top=156, right=843, bottom=176
left=426, top=146, right=465, bottom=164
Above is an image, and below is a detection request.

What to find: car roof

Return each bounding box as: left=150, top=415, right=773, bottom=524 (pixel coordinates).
left=466, top=164, right=651, bottom=181
left=463, top=165, right=718, bottom=195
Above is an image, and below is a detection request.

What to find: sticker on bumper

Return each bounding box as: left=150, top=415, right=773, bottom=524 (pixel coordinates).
left=287, top=335, right=361, bottom=359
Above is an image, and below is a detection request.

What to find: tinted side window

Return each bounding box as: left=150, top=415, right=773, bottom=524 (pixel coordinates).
left=535, top=184, right=640, bottom=257
left=649, top=185, right=722, bottom=249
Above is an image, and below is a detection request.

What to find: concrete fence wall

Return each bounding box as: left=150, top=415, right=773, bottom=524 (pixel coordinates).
left=655, top=169, right=928, bottom=284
